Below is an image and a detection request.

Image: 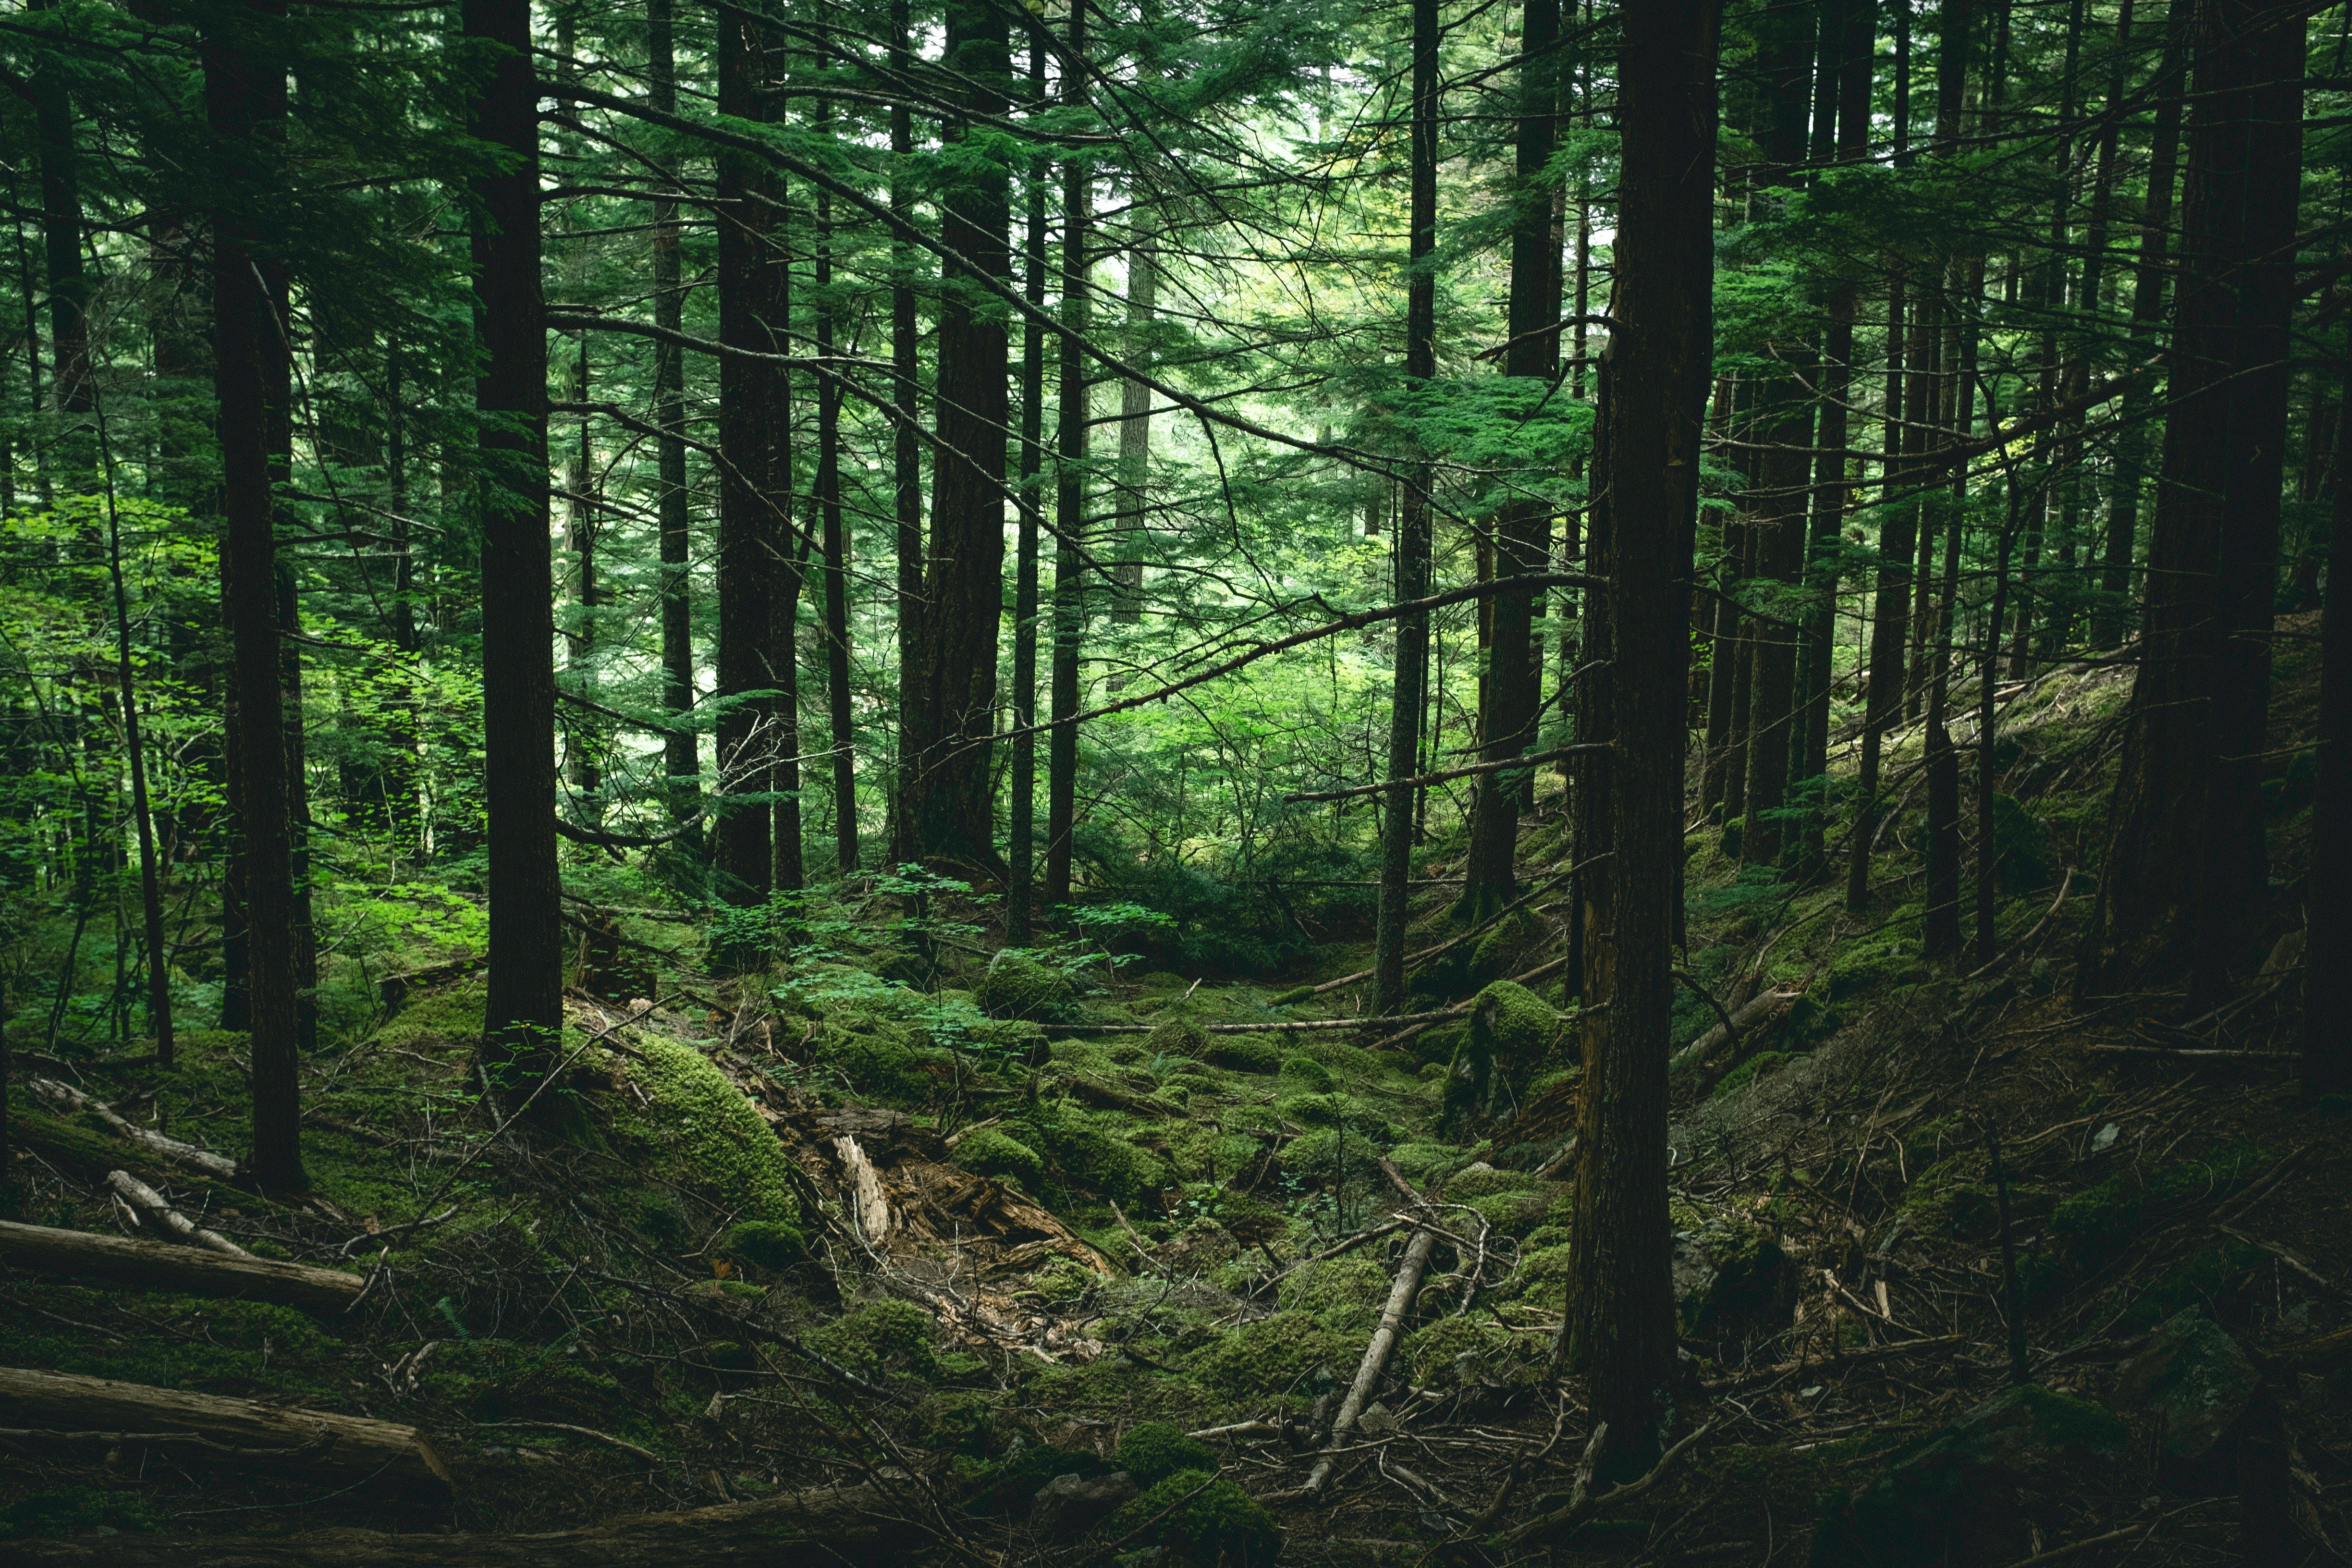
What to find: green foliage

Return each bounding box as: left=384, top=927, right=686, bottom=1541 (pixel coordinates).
left=0, top=1488, right=165, bottom=1540
left=1277, top=1251, right=1390, bottom=1331
left=1116, top=1421, right=1215, bottom=1487
left=913, top=1391, right=998, bottom=1456
left=975, top=953, right=1078, bottom=1020
left=1275, top=1054, right=1334, bottom=1092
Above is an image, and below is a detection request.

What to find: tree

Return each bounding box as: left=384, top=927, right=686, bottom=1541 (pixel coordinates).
left=902, top=0, right=1013, bottom=869
left=2079, top=0, right=2304, bottom=1011
left=204, top=0, right=303, bottom=1188
left=466, top=0, right=563, bottom=1096
left=1565, top=0, right=1720, bottom=1476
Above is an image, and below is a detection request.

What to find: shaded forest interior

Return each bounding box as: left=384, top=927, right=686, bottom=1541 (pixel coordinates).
left=7, top=0, right=2352, bottom=1562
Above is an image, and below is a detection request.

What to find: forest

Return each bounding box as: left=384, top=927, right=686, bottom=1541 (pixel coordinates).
left=0, top=0, right=2349, bottom=1560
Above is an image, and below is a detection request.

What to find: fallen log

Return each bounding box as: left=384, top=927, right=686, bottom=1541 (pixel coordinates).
left=0, top=1368, right=447, bottom=1486
left=0, top=1483, right=921, bottom=1566
left=1300, top=1162, right=1442, bottom=1495
left=0, top=1220, right=365, bottom=1312
left=105, top=1171, right=249, bottom=1257
left=1670, top=987, right=1803, bottom=1078
left=1035, top=1008, right=1464, bottom=1038
left=24, top=1079, right=237, bottom=1179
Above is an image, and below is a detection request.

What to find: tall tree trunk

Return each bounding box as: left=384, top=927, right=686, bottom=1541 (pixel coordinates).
left=1566, top=0, right=1717, bottom=1478
left=1009, top=38, right=1049, bottom=945
left=904, top=0, right=1012, bottom=867
left=890, top=0, right=924, bottom=865
left=1455, top=0, right=1560, bottom=923
left=2079, top=0, right=2303, bottom=1010
left=466, top=0, right=562, bottom=1094
left=649, top=0, right=698, bottom=831
left=33, top=0, right=89, bottom=443
left=1046, top=10, right=1090, bottom=910
left=2304, top=346, right=2352, bottom=1098
left=1845, top=274, right=1915, bottom=912
left=815, top=98, right=858, bottom=876
left=2097, top=0, right=2189, bottom=648
left=103, top=461, right=171, bottom=1064
left=277, top=568, right=318, bottom=1054
left=713, top=11, right=777, bottom=905
left=1110, top=245, right=1156, bottom=636
left=1373, top=0, right=1442, bottom=1017
left=205, top=0, right=302, bottom=1188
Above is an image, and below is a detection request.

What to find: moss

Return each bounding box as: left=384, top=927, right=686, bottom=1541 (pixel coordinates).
left=1472, top=980, right=1558, bottom=1057
left=954, top=1127, right=1045, bottom=1188
left=1446, top=1164, right=1538, bottom=1202
left=1279, top=1126, right=1386, bottom=1196
left=2107, top=1239, right=2265, bottom=1331
left=614, top=1031, right=798, bottom=1226
left=1204, top=1035, right=1280, bottom=1073
left=813, top=1022, right=948, bottom=1105
left=1278, top=1251, right=1390, bottom=1332
left=1117, top=1421, right=1215, bottom=1487
left=966, top=1018, right=1047, bottom=1062
left=1276, top=1055, right=1335, bottom=1093
left=1469, top=906, right=1549, bottom=984
left=1, top=1487, right=166, bottom=1539
left=913, top=1391, right=998, bottom=1456
left=1271, top=1093, right=1396, bottom=1142
left=1145, top=1015, right=1210, bottom=1058
left=374, top=979, right=487, bottom=1054
left=1113, top=1470, right=1279, bottom=1566
left=964, top=1445, right=1112, bottom=1516
left=1190, top=1311, right=1355, bottom=1396
left=2051, top=1144, right=2271, bottom=1267
left=1390, top=1141, right=1463, bottom=1181
left=0, top=1288, right=344, bottom=1398
left=1711, top=1050, right=1800, bottom=1100
left=1405, top=1315, right=1530, bottom=1385
left=804, top=1299, right=939, bottom=1382
left=717, top=1220, right=806, bottom=1273
left=976, top=954, right=1077, bottom=1020
left=1021, top=1114, right=1170, bottom=1207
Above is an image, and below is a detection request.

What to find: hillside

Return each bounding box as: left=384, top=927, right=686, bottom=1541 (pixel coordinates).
left=0, top=624, right=2344, bottom=1568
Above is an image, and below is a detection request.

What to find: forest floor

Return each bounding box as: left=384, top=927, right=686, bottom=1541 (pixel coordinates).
left=2, top=623, right=2350, bottom=1568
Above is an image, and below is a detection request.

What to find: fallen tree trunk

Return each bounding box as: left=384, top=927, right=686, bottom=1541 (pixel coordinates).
left=1035, top=1008, right=1464, bottom=1038
left=25, top=1079, right=238, bottom=1179
left=0, top=1482, right=921, bottom=1566
left=0, top=1220, right=365, bottom=1311
left=105, top=1171, right=249, bottom=1257
left=0, top=1368, right=447, bottom=1485
left=1298, top=1164, right=1442, bottom=1495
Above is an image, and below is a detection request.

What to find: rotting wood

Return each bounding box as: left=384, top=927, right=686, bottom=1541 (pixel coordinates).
left=1035, top=1008, right=1465, bottom=1038
left=104, top=1171, right=249, bottom=1257
left=24, top=1079, right=237, bottom=1178
left=0, top=1367, right=450, bottom=1485
left=0, top=1482, right=919, bottom=1566
left=0, top=1220, right=363, bottom=1311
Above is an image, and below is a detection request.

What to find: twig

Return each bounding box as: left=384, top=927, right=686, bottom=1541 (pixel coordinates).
left=1495, top=1421, right=1715, bottom=1548
left=475, top=1419, right=662, bottom=1466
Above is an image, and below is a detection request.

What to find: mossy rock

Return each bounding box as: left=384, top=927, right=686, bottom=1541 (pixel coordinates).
left=964, top=1445, right=1112, bottom=1516
left=1276, top=1055, right=1335, bottom=1093
left=1190, top=1311, right=1355, bottom=1396
left=1204, top=1034, right=1280, bottom=1073
left=717, top=1219, right=806, bottom=1273
left=1270, top=1093, right=1396, bottom=1142
left=954, top=1127, right=1046, bottom=1188
left=1111, top=1470, right=1279, bottom=1566
left=1390, top=1141, right=1464, bottom=1181
left=814, top=1022, right=950, bottom=1106
left=1024, top=1118, right=1169, bottom=1207
left=1469, top=906, right=1550, bottom=984
left=2108, top=1307, right=2258, bottom=1488
left=977, top=954, right=1077, bottom=1020
left=1116, top=1421, right=1215, bottom=1487
left=1471, top=980, right=1558, bottom=1058
left=1672, top=1222, right=1797, bottom=1352
left=614, top=1031, right=798, bottom=1226
left=1277, top=1251, right=1390, bottom=1332
left=913, top=1391, right=998, bottom=1457
left=804, top=1299, right=939, bottom=1382
left=1278, top=1126, right=1386, bottom=1196
left=1144, top=1015, right=1210, bottom=1058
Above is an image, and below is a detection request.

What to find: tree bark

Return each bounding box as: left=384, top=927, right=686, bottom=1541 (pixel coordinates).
left=903, top=0, right=1012, bottom=868
left=1845, top=274, right=1914, bottom=912
left=1045, top=3, right=1089, bottom=908
left=650, top=0, right=698, bottom=831
left=1566, top=0, right=1717, bottom=1480
left=2305, top=341, right=2352, bottom=1099
left=1008, top=39, right=1049, bottom=944
left=890, top=0, right=924, bottom=866
left=815, top=96, right=858, bottom=877
left=1373, top=0, right=1442, bottom=1017
left=466, top=0, right=562, bottom=1093
left=713, top=11, right=779, bottom=905
left=205, top=0, right=303, bottom=1189
left=2080, top=0, right=2303, bottom=1010
left=1455, top=0, right=1560, bottom=922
